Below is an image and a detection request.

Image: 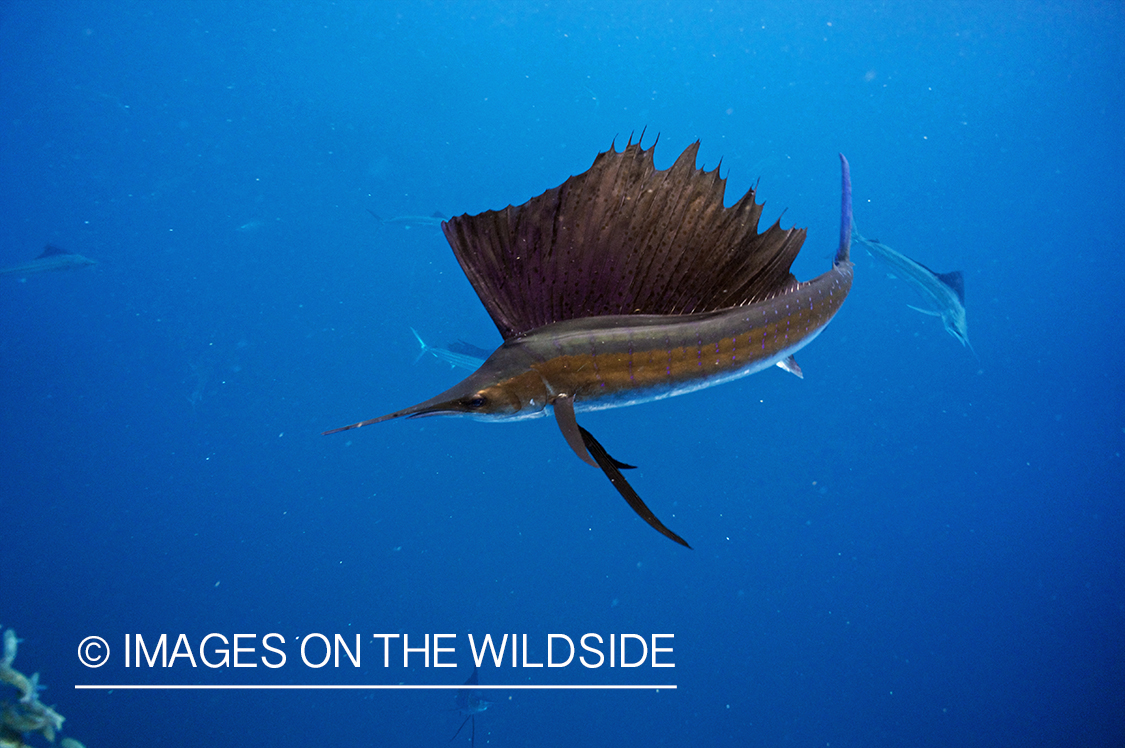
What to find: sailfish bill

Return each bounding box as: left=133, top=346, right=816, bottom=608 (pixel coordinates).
left=326, top=137, right=855, bottom=547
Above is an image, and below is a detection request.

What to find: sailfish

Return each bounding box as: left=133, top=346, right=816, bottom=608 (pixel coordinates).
left=449, top=665, right=492, bottom=748
left=850, top=225, right=972, bottom=352
left=326, top=137, right=854, bottom=548
left=0, top=245, right=97, bottom=276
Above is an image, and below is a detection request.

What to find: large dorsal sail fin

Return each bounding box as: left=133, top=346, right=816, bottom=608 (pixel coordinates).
left=937, top=270, right=965, bottom=305
left=37, top=245, right=74, bottom=258
left=442, top=137, right=806, bottom=340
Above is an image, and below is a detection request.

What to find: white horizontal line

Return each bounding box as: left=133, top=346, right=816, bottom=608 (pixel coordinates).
left=75, top=684, right=675, bottom=690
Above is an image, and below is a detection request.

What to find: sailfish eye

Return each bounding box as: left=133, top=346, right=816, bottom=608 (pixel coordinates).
left=466, top=394, right=488, bottom=409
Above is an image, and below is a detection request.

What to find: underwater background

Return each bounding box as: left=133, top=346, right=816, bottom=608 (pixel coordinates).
left=1, top=2, right=1122, bottom=746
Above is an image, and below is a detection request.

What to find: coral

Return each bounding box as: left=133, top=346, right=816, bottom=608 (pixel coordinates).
left=0, top=625, right=81, bottom=747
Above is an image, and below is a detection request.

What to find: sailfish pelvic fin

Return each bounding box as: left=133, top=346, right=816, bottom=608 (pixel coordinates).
left=552, top=393, right=685, bottom=545
left=576, top=425, right=691, bottom=549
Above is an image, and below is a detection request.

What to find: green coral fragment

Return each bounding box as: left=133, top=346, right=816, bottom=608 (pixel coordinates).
left=1, top=624, right=82, bottom=747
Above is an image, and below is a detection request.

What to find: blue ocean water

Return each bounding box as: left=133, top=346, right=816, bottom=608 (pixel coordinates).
left=1, top=2, right=1122, bottom=746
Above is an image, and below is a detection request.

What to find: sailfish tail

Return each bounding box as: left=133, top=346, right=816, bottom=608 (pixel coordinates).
left=411, top=327, right=430, bottom=364
left=836, top=153, right=852, bottom=265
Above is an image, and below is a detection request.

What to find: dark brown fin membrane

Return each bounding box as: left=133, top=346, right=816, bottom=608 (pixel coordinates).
left=578, top=426, right=691, bottom=549
left=443, top=137, right=807, bottom=340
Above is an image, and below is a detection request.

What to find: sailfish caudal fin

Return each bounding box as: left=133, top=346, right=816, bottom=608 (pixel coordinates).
left=836, top=153, right=852, bottom=265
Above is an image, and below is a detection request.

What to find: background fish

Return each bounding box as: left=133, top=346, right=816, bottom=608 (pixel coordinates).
left=0, top=245, right=96, bottom=276
left=851, top=225, right=971, bottom=352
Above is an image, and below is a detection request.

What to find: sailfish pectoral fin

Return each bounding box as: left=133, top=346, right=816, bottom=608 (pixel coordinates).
left=577, top=425, right=692, bottom=549
left=553, top=394, right=599, bottom=467
left=906, top=304, right=943, bottom=318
